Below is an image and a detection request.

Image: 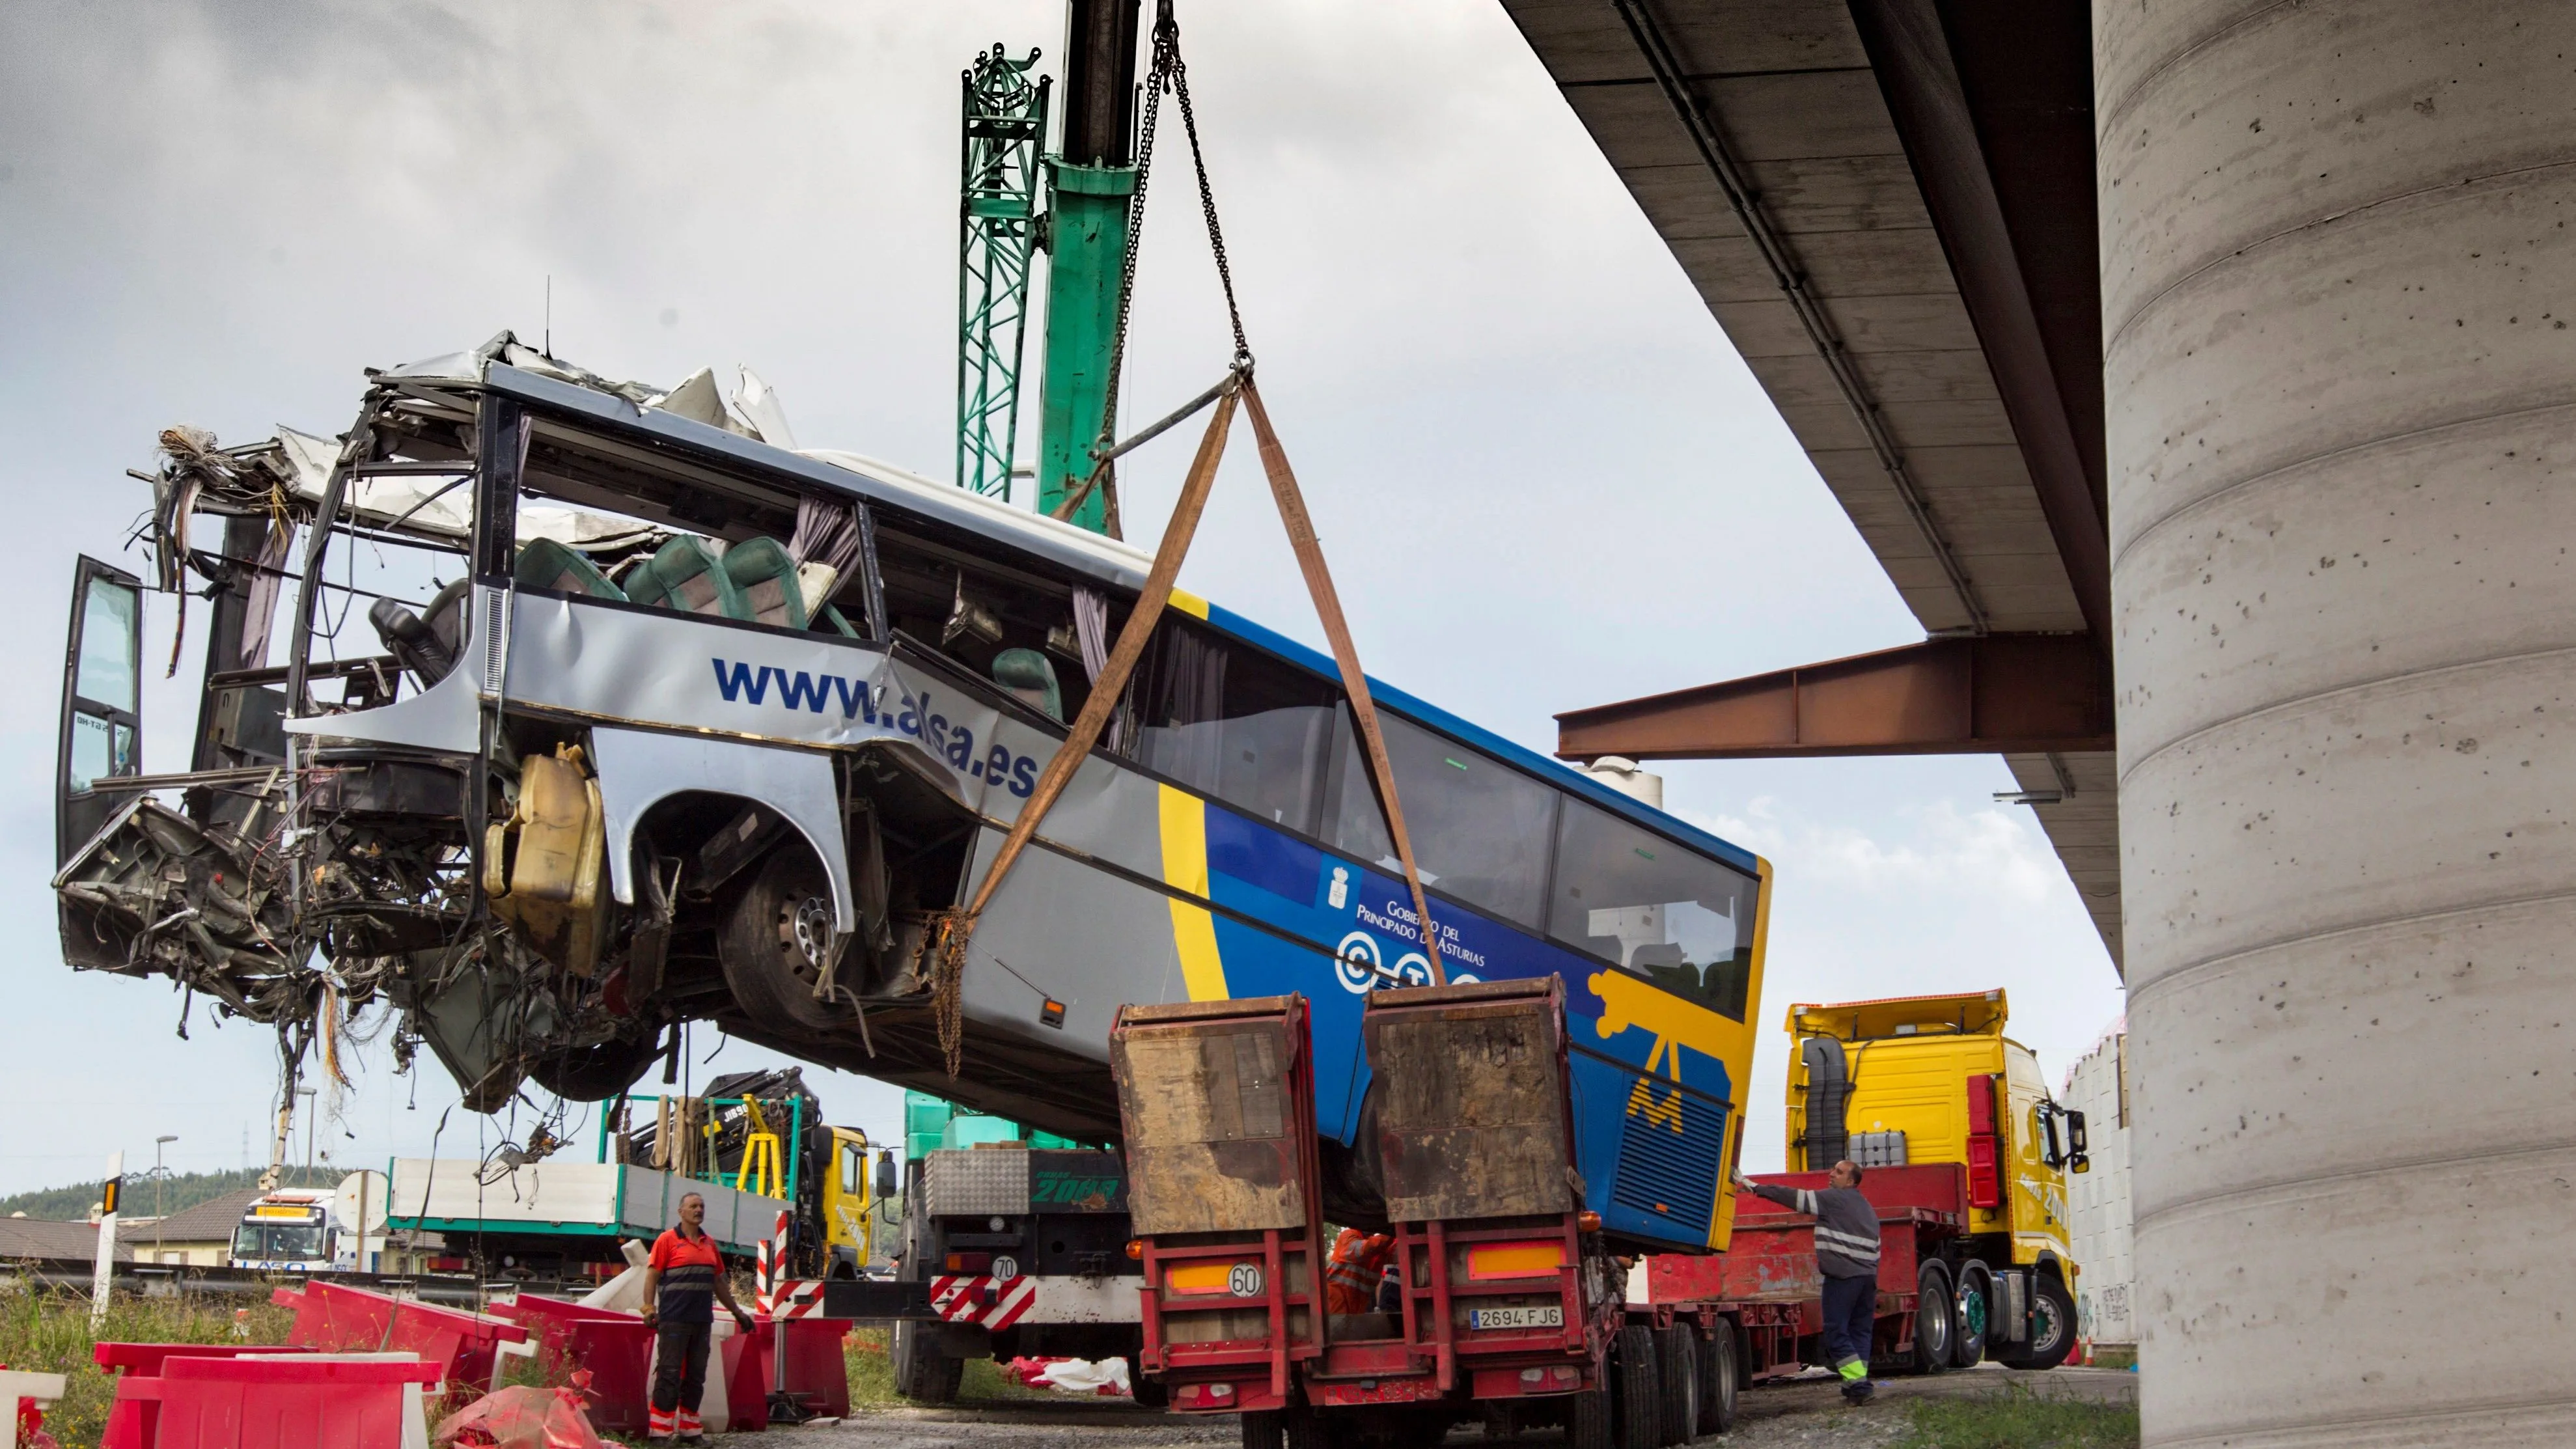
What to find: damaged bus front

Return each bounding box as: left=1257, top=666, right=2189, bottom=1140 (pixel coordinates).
left=55, top=335, right=1775, bottom=1267
left=53, top=334, right=1161, bottom=1128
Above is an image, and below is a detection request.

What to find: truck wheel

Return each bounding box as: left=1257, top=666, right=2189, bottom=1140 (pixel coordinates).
left=1126, top=1350, right=1169, bottom=1409
left=1697, top=1323, right=1737, bottom=1433
left=1241, top=1410, right=1285, bottom=1449
left=1566, top=1387, right=1616, bottom=1449
left=1952, top=1262, right=1993, bottom=1367
left=2002, top=1275, right=2077, bottom=1371
left=890, top=1317, right=962, bottom=1403
left=1655, top=1325, right=1697, bottom=1444
left=1283, top=1406, right=1344, bottom=1449
left=719, top=846, right=846, bottom=1031
left=1615, top=1324, right=1660, bottom=1449
left=1911, top=1260, right=1956, bottom=1374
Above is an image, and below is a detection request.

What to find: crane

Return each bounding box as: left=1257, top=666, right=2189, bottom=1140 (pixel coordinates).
left=955, top=1, right=1147, bottom=537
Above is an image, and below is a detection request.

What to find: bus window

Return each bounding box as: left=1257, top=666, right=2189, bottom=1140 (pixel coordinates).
left=1548, top=801, right=1757, bottom=1021
left=1324, top=711, right=1557, bottom=928
left=840, top=1140, right=861, bottom=1195
left=1129, top=620, right=1336, bottom=836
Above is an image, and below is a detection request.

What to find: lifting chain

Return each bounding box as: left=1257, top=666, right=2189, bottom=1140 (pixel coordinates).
left=1071, top=0, right=1251, bottom=536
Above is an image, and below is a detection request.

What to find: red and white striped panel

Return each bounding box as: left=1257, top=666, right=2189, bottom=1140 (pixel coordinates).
left=930, top=1273, right=1038, bottom=1332
left=765, top=1280, right=831, bottom=1319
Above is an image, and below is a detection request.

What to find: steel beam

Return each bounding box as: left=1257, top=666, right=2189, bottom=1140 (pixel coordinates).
left=1555, top=634, right=2111, bottom=761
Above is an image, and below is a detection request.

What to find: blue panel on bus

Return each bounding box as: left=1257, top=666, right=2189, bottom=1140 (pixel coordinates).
left=1194, top=801, right=1736, bottom=1248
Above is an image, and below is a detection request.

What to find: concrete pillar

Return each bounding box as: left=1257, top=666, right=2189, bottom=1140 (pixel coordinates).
left=2099, top=3, right=2576, bottom=1443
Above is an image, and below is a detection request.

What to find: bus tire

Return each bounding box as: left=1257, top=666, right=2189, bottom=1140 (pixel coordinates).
left=1912, top=1260, right=1956, bottom=1375
left=1241, top=1410, right=1284, bottom=1449
left=1656, top=1325, right=1696, bottom=1444
left=719, top=846, right=846, bottom=1031
left=1566, top=1385, right=1616, bottom=1449
left=1952, top=1261, right=1993, bottom=1367
left=1615, top=1324, right=1659, bottom=1449
left=2002, top=1274, right=2077, bottom=1371
left=1698, top=1323, right=1738, bottom=1434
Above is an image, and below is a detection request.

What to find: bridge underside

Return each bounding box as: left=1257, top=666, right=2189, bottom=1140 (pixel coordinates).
left=1505, top=0, right=2120, bottom=967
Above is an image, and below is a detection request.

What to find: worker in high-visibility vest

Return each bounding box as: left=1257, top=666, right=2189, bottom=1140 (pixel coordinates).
left=1324, top=1227, right=1392, bottom=1316
left=1735, top=1165, right=1882, bottom=1404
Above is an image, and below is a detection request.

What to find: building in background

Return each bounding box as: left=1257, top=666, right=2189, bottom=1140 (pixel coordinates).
left=2062, top=1020, right=2133, bottom=1362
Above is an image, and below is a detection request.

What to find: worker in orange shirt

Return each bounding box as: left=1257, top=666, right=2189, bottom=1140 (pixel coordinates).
left=1324, top=1226, right=1392, bottom=1315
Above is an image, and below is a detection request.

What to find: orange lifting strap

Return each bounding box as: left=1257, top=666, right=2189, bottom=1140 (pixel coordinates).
left=928, top=376, right=1447, bottom=1075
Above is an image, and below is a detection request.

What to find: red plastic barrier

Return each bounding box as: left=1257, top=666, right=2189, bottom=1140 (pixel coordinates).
left=490, top=1299, right=654, bottom=1434
left=772, top=1320, right=854, bottom=1419
left=93, top=1343, right=315, bottom=1449
left=720, top=1328, right=770, bottom=1432
left=272, top=1282, right=527, bottom=1395
left=116, top=1355, right=442, bottom=1449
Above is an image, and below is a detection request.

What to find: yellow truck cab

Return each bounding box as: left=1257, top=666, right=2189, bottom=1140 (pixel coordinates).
left=820, top=1125, right=900, bottom=1276
left=1784, top=989, right=2088, bottom=1366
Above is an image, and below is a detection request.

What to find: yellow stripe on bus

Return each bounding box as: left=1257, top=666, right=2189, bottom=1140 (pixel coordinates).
left=1168, top=588, right=1211, bottom=618
left=1156, top=785, right=1229, bottom=1002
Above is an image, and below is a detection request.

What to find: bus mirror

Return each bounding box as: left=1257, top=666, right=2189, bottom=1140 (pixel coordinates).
left=2071, top=1152, right=2091, bottom=1175
left=2067, top=1109, right=2088, bottom=1155
left=872, top=1148, right=899, bottom=1202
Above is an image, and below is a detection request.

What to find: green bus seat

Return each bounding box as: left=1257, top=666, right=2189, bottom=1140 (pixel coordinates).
left=624, top=535, right=742, bottom=619
left=722, top=536, right=807, bottom=630
left=992, top=648, right=1062, bottom=723
left=514, top=538, right=627, bottom=601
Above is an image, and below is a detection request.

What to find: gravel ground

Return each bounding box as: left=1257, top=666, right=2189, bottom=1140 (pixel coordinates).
left=790, top=1366, right=2136, bottom=1449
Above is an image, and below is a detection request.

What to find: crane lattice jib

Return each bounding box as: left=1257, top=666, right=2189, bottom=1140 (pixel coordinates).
left=956, top=47, right=1050, bottom=500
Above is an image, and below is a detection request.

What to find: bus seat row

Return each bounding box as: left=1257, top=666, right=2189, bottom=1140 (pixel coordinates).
left=513, top=534, right=852, bottom=635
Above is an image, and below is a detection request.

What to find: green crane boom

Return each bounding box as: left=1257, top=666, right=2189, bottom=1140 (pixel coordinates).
left=955, top=48, right=1049, bottom=501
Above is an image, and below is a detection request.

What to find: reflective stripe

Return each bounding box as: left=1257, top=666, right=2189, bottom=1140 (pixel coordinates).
left=1795, top=1189, right=1818, bottom=1215
left=1836, top=1357, right=1868, bottom=1381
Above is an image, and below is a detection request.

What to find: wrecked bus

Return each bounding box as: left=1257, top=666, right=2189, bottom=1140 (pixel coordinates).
left=53, top=332, right=1771, bottom=1257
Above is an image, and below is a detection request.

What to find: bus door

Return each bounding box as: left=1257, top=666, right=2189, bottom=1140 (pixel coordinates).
left=58, top=555, right=145, bottom=864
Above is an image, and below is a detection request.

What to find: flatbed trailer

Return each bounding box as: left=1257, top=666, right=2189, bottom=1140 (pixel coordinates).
left=1627, top=1163, right=2070, bottom=1387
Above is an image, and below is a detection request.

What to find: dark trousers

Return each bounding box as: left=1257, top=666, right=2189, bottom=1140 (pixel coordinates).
left=1820, top=1273, right=1877, bottom=1374
left=652, top=1321, right=713, bottom=1412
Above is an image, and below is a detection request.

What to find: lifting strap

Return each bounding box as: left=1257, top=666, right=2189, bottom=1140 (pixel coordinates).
left=929, top=378, right=1447, bottom=1075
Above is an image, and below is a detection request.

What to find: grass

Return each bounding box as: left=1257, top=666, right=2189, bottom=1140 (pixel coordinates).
left=0, top=1283, right=294, bottom=1449
left=1895, top=1384, right=2140, bottom=1449
left=842, top=1325, right=1047, bottom=1410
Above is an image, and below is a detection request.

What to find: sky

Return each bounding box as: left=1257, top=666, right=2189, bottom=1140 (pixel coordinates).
left=0, top=0, right=2124, bottom=1201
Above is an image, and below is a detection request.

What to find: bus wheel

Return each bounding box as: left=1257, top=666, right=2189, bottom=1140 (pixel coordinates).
left=2002, top=1275, right=2077, bottom=1371
left=1615, top=1324, right=1659, bottom=1449
left=1912, top=1260, right=1956, bottom=1374
left=1952, top=1262, right=1993, bottom=1367
left=1698, top=1323, right=1738, bottom=1433
left=1655, top=1325, right=1696, bottom=1444
left=1241, top=1410, right=1284, bottom=1449
left=720, top=848, right=846, bottom=1031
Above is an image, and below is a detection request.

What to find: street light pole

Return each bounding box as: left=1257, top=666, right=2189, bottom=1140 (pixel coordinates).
left=154, top=1135, right=176, bottom=1264
left=296, top=1088, right=317, bottom=1178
